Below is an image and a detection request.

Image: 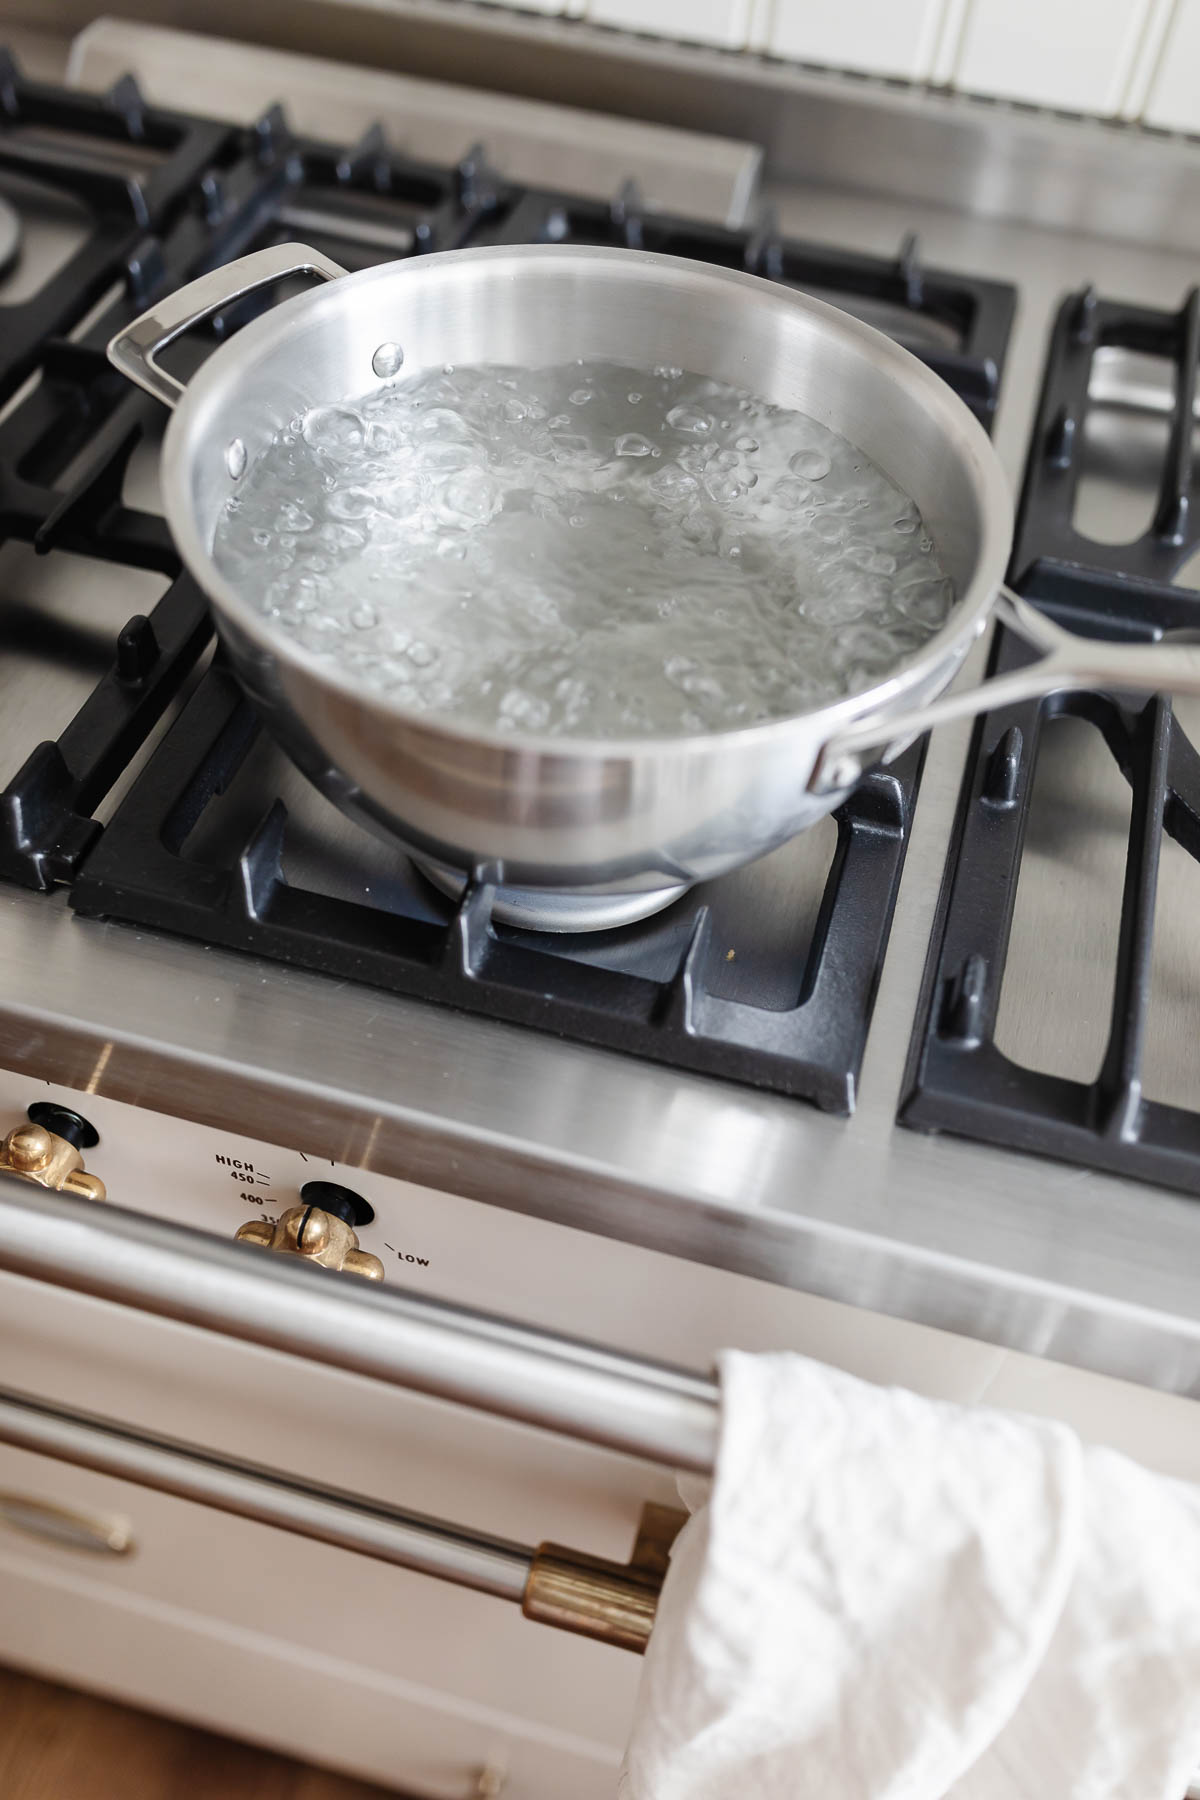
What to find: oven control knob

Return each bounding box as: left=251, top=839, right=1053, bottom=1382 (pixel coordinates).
left=235, top=1203, right=384, bottom=1281
left=0, top=1115, right=106, bottom=1201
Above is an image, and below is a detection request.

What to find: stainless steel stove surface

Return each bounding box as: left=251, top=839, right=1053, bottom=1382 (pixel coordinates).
left=1, top=49, right=1200, bottom=1409
left=0, top=65, right=1019, bottom=1118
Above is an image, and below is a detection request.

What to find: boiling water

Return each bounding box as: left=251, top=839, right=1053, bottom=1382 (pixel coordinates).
left=212, top=360, right=954, bottom=738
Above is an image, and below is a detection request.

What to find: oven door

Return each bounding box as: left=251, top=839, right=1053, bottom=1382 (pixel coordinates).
left=0, top=1175, right=709, bottom=1796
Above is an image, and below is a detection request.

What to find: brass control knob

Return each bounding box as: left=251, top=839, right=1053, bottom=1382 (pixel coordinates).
left=236, top=1203, right=384, bottom=1281
left=0, top=1110, right=106, bottom=1202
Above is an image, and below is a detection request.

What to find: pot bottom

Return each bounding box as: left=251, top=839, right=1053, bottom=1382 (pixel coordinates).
left=413, top=857, right=691, bottom=933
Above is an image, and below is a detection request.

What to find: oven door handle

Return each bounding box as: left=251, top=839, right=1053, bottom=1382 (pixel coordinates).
left=0, top=1177, right=718, bottom=1473
left=0, top=1382, right=685, bottom=1652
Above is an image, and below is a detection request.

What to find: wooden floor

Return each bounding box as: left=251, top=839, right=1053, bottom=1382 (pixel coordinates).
left=0, top=1665, right=404, bottom=1799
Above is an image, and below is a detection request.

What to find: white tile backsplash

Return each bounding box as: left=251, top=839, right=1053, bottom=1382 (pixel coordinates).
left=1142, top=0, right=1200, bottom=129
left=1117, top=0, right=1179, bottom=118
left=586, top=0, right=754, bottom=47
left=951, top=0, right=1156, bottom=113
left=764, top=0, right=951, bottom=79
left=453, top=0, right=1197, bottom=127
left=929, top=0, right=971, bottom=84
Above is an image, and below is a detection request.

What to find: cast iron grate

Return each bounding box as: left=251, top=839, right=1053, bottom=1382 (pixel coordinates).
left=903, top=283, right=1200, bottom=1190
left=0, top=56, right=1015, bottom=1112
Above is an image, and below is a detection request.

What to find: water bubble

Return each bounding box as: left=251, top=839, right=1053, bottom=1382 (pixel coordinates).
left=614, top=434, right=654, bottom=457
left=503, top=394, right=545, bottom=423
left=418, top=407, right=473, bottom=441
left=570, top=388, right=593, bottom=405
left=316, top=522, right=367, bottom=552
left=674, top=442, right=712, bottom=473
left=666, top=405, right=713, bottom=435
left=350, top=603, right=378, bottom=630
left=302, top=406, right=366, bottom=453
left=328, top=487, right=376, bottom=520
left=808, top=511, right=846, bottom=544
left=372, top=342, right=404, bottom=378
left=442, top=473, right=499, bottom=523
left=552, top=434, right=592, bottom=460
left=648, top=466, right=699, bottom=502
left=895, top=576, right=954, bottom=628
left=789, top=448, right=832, bottom=481
left=365, top=420, right=402, bottom=455
left=498, top=688, right=550, bottom=729
left=406, top=641, right=437, bottom=667
left=705, top=471, right=753, bottom=507
left=421, top=443, right=474, bottom=476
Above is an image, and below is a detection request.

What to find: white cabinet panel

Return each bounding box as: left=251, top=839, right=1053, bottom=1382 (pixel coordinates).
left=1142, top=0, right=1200, bottom=129
left=764, top=0, right=950, bottom=80
left=951, top=0, right=1152, bottom=113
left=586, top=0, right=754, bottom=49
left=0, top=1440, right=639, bottom=1775
left=0, top=1510, right=624, bottom=1797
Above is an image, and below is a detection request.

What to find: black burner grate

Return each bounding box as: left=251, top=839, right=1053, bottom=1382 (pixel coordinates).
left=0, top=56, right=1015, bottom=1113
left=904, top=283, right=1200, bottom=1190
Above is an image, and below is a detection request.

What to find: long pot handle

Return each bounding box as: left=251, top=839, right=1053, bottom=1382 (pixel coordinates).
left=107, top=242, right=348, bottom=410
left=810, top=586, right=1200, bottom=794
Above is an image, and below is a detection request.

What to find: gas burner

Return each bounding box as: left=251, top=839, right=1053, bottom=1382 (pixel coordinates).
left=905, top=283, right=1200, bottom=1195
left=413, top=858, right=692, bottom=933
left=0, top=52, right=1015, bottom=1115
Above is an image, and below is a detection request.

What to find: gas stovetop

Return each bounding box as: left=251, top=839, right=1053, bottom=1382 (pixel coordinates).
left=0, top=57, right=1018, bottom=1115
left=5, top=49, right=1200, bottom=1390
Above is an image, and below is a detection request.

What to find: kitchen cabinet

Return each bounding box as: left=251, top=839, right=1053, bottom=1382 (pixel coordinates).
left=762, top=0, right=953, bottom=81
left=1141, top=0, right=1200, bottom=128
left=0, top=1445, right=628, bottom=1799
left=586, top=0, right=754, bottom=49
left=950, top=0, right=1156, bottom=113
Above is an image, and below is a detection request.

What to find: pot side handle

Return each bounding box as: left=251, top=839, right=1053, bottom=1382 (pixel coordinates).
left=106, top=242, right=348, bottom=411
left=809, top=586, right=1200, bottom=795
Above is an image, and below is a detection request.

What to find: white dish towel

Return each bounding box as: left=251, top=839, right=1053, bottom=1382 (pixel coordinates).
left=620, top=1351, right=1200, bottom=1800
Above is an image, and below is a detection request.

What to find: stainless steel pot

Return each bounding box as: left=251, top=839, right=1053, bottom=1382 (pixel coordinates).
left=108, top=242, right=1200, bottom=931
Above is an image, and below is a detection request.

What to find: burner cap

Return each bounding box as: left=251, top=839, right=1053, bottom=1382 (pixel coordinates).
left=414, top=855, right=689, bottom=931
left=0, top=195, right=21, bottom=279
